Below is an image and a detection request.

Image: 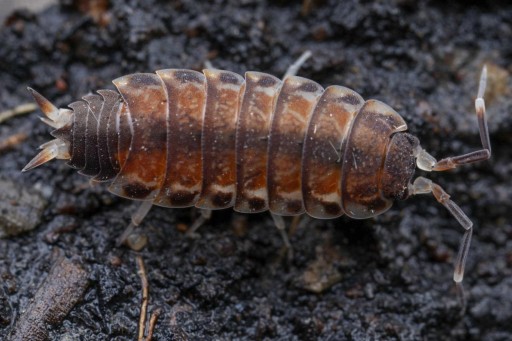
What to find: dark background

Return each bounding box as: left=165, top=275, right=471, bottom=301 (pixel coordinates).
left=0, top=0, right=511, bottom=340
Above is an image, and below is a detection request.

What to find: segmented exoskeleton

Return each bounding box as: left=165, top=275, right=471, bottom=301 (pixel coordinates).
left=24, top=62, right=491, bottom=283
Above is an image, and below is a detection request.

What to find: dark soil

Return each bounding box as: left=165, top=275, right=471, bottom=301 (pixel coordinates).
left=1, top=0, right=511, bottom=340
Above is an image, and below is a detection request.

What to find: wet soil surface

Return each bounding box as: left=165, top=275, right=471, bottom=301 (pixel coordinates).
left=1, top=0, right=511, bottom=340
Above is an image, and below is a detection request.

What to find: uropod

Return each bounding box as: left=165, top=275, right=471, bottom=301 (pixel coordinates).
left=23, top=56, right=491, bottom=283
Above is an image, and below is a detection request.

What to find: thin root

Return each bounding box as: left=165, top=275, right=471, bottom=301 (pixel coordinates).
left=145, top=308, right=162, bottom=341
left=0, top=103, right=38, bottom=124
left=137, top=255, right=149, bottom=341
left=0, top=132, right=28, bottom=153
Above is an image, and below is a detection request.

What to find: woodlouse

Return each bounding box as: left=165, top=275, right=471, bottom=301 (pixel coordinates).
left=23, top=56, right=491, bottom=283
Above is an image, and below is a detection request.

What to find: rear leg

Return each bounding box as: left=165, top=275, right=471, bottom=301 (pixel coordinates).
left=409, top=177, right=472, bottom=283
left=116, top=200, right=153, bottom=250
left=271, top=213, right=294, bottom=261
left=186, top=209, right=212, bottom=238
left=289, top=214, right=306, bottom=236
left=205, top=50, right=311, bottom=78
left=284, top=50, right=312, bottom=78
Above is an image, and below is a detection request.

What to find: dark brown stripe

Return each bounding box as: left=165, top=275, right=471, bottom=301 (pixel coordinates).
left=257, top=75, right=278, bottom=87
left=79, top=94, right=102, bottom=177
left=174, top=70, right=203, bottom=83
left=67, top=101, right=88, bottom=170
left=159, top=190, right=199, bottom=207
left=94, top=89, right=121, bottom=181
left=127, top=73, right=162, bottom=87
left=219, top=72, right=243, bottom=85
left=246, top=197, right=267, bottom=212
left=298, top=82, right=321, bottom=92
left=122, top=182, right=156, bottom=199
left=212, top=192, right=233, bottom=208
left=106, top=97, right=121, bottom=172
left=339, top=93, right=362, bottom=106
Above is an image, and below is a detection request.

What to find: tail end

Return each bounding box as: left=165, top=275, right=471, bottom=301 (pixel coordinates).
left=27, top=87, right=59, bottom=121
left=23, top=89, right=72, bottom=172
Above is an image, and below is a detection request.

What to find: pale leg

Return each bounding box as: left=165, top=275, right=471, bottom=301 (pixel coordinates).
left=415, top=66, right=491, bottom=172
left=116, top=200, right=153, bottom=249
left=284, top=50, right=312, bottom=78
left=271, top=213, right=293, bottom=260
left=186, top=209, right=212, bottom=238
left=409, top=177, right=473, bottom=283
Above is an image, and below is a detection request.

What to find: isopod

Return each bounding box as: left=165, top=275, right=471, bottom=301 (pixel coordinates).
left=23, top=55, right=491, bottom=283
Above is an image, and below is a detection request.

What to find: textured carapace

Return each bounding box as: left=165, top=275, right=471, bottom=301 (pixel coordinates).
left=24, top=66, right=491, bottom=283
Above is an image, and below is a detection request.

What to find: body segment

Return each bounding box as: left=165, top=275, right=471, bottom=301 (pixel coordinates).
left=301, top=86, right=363, bottom=219
left=235, top=72, right=281, bottom=213
left=196, top=70, right=245, bottom=209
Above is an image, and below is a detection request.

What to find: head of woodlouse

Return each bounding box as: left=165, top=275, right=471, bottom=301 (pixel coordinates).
left=22, top=88, right=72, bottom=171
left=381, top=132, right=420, bottom=201
left=381, top=132, right=419, bottom=200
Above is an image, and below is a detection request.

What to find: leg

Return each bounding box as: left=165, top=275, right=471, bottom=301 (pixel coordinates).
left=409, top=177, right=472, bottom=283
left=271, top=213, right=293, bottom=260
left=283, top=50, right=312, bottom=78
left=289, top=214, right=304, bottom=236
left=203, top=60, right=215, bottom=70
left=417, top=66, right=491, bottom=172
left=116, top=200, right=153, bottom=248
left=455, top=282, right=467, bottom=314
left=186, top=209, right=212, bottom=238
